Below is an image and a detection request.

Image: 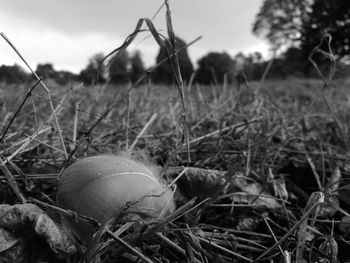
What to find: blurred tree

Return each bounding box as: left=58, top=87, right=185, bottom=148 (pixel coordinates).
left=109, top=50, right=129, bottom=84
left=254, top=0, right=350, bottom=62
left=78, top=53, right=106, bottom=85
left=251, top=52, right=263, bottom=64
left=236, top=52, right=265, bottom=81
left=281, top=47, right=307, bottom=77
left=196, top=52, right=235, bottom=85
left=234, top=52, right=247, bottom=70
left=55, top=71, right=78, bottom=85
left=301, top=0, right=350, bottom=61
left=129, top=50, right=145, bottom=83
left=36, top=63, right=56, bottom=79
left=0, top=64, right=29, bottom=84
left=253, top=0, right=312, bottom=50
left=152, top=36, right=193, bottom=84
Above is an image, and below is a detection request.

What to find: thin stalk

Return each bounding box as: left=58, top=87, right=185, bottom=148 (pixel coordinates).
left=0, top=32, right=68, bottom=159
left=0, top=79, right=41, bottom=143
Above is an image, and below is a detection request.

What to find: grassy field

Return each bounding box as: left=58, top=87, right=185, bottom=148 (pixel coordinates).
left=1, top=76, right=350, bottom=262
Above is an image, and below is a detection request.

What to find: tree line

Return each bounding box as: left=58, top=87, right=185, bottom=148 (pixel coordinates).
left=1, top=0, right=350, bottom=85
left=253, top=0, right=350, bottom=78
left=0, top=39, right=266, bottom=86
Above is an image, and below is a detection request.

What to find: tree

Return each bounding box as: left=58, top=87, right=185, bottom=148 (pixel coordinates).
left=195, top=52, right=236, bottom=85
left=36, top=63, right=56, bottom=79
left=253, top=0, right=312, bottom=50
left=0, top=64, right=29, bottom=84
left=55, top=71, right=78, bottom=85
left=152, top=36, right=194, bottom=84
left=250, top=52, right=263, bottom=64
left=79, top=53, right=106, bottom=85
left=301, top=0, right=350, bottom=61
left=129, top=51, right=145, bottom=83
left=109, top=50, right=129, bottom=84
left=281, top=47, right=307, bottom=76
left=234, top=52, right=266, bottom=81
left=253, top=0, right=350, bottom=63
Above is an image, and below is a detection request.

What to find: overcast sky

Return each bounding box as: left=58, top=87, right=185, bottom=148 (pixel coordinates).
left=0, top=0, right=269, bottom=73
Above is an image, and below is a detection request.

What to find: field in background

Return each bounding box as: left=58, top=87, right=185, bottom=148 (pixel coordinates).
left=2, top=77, right=350, bottom=160
left=1, top=76, right=350, bottom=261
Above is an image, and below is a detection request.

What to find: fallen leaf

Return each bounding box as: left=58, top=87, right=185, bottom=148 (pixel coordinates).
left=0, top=204, right=76, bottom=257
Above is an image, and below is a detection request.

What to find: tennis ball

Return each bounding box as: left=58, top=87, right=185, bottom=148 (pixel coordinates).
left=56, top=155, right=175, bottom=243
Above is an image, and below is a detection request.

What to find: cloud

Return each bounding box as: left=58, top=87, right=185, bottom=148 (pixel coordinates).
left=1, top=0, right=164, bottom=36
left=1, top=29, right=125, bottom=73
left=0, top=0, right=266, bottom=72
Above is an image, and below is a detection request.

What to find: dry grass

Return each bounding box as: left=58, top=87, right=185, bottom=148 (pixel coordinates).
left=1, top=1, right=350, bottom=262
left=0, top=75, right=350, bottom=262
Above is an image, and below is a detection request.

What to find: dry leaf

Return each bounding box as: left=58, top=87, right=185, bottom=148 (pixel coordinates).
left=0, top=228, right=25, bottom=262
left=166, top=166, right=228, bottom=200
left=231, top=173, right=281, bottom=209
left=0, top=204, right=76, bottom=257
left=167, top=167, right=281, bottom=209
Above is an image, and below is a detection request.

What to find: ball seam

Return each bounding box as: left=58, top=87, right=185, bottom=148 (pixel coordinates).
left=101, top=171, right=160, bottom=184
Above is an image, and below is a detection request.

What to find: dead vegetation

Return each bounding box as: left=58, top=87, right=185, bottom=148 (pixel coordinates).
left=1, top=1, right=350, bottom=262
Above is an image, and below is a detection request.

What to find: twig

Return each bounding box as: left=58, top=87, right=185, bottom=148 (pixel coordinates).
left=255, top=201, right=322, bottom=261
left=198, top=236, right=254, bottom=263
left=125, top=89, right=131, bottom=150
left=106, top=230, right=155, bottom=263
left=187, top=118, right=260, bottom=146
left=72, top=101, right=80, bottom=143
left=164, top=0, right=191, bottom=163
left=0, top=79, right=41, bottom=143
left=30, top=198, right=100, bottom=227
left=155, top=232, right=202, bottom=263
left=0, top=161, right=26, bottom=203
left=263, top=217, right=285, bottom=257
left=1, top=126, right=52, bottom=165
left=191, top=93, right=240, bottom=131
left=128, top=113, right=157, bottom=153
left=134, top=36, right=202, bottom=86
